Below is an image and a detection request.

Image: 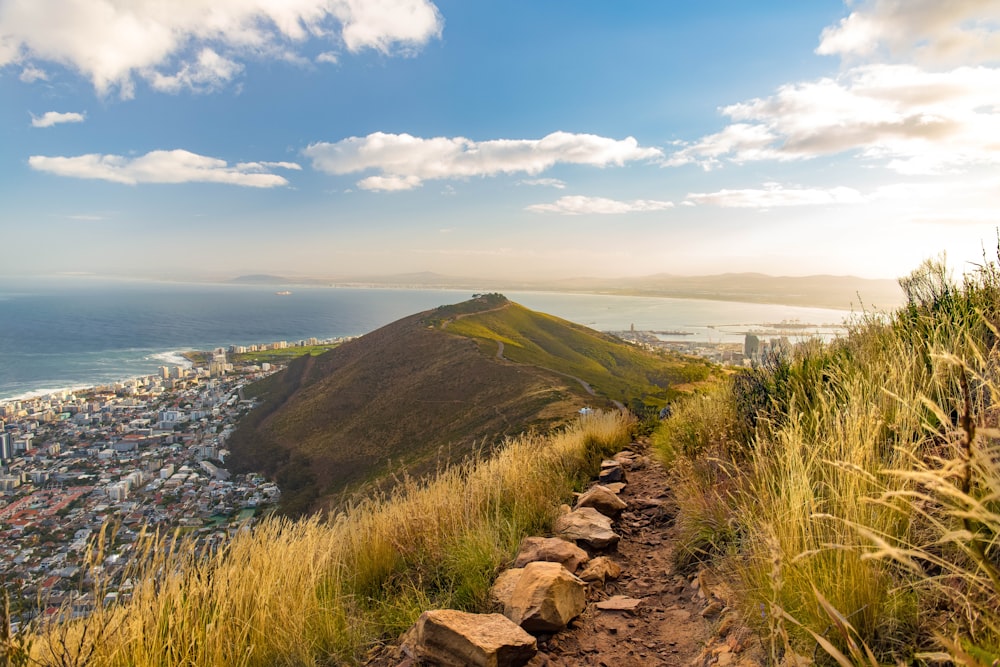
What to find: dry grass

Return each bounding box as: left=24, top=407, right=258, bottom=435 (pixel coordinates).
left=15, top=411, right=631, bottom=666
left=655, top=255, right=1000, bottom=663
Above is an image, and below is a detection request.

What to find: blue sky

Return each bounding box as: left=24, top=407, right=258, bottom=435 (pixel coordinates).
left=2, top=1, right=999, bottom=281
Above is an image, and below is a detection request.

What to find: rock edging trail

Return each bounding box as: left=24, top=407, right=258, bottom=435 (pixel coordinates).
left=370, top=440, right=764, bottom=666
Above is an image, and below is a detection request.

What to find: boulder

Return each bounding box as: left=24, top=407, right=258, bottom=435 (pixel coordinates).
left=505, top=561, right=587, bottom=633
left=598, top=460, right=626, bottom=484
left=513, top=536, right=589, bottom=573
left=407, top=609, right=537, bottom=667
left=553, top=507, right=620, bottom=549
left=574, top=485, right=627, bottom=517
left=578, top=556, right=622, bottom=584
left=490, top=568, right=524, bottom=609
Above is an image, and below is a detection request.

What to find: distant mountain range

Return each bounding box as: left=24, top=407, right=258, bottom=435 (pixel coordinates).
left=228, top=271, right=901, bottom=310
left=226, top=294, right=707, bottom=515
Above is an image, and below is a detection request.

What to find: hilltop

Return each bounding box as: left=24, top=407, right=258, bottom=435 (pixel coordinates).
left=226, top=294, right=710, bottom=514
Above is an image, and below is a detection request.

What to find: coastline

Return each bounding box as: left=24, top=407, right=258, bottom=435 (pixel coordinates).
left=0, top=282, right=857, bottom=404
left=0, top=348, right=197, bottom=404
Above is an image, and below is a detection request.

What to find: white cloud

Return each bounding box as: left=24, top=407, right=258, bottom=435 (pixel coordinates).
left=29, top=149, right=291, bottom=187
left=30, top=111, right=85, bottom=128
left=0, top=0, right=443, bottom=97
left=669, top=3, right=1000, bottom=175
left=67, top=214, right=106, bottom=221
left=526, top=195, right=673, bottom=215
left=147, top=48, right=242, bottom=93
left=316, top=51, right=339, bottom=64
left=305, top=131, right=661, bottom=190
left=685, top=183, right=865, bottom=208
left=357, top=174, right=421, bottom=191
left=817, top=0, right=1000, bottom=67
left=668, top=64, right=1000, bottom=174
left=520, top=178, right=567, bottom=189
left=19, top=65, right=46, bottom=82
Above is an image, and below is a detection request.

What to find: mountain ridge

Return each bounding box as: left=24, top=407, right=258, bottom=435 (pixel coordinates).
left=226, top=294, right=709, bottom=515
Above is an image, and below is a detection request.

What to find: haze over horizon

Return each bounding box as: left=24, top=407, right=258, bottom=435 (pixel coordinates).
left=3, top=2, right=1000, bottom=281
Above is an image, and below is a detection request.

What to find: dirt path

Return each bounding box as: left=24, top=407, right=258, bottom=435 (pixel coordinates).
left=534, top=442, right=713, bottom=667
left=494, top=340, right=626, bottom=411
left=371, top=439, right=760, bottom=666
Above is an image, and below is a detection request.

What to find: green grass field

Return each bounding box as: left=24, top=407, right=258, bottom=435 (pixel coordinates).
left=229, top=344, right=338, bottom=364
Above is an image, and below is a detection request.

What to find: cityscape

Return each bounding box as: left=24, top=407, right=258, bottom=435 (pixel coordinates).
left=0, top=338, right=349, bottom=625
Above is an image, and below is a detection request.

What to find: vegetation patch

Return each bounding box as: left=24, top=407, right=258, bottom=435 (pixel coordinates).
left=17, top=413, right=632, bottom=666
left=444, top=300, right=713, bottom=411
left=653, top=254, right=1000, bottom=664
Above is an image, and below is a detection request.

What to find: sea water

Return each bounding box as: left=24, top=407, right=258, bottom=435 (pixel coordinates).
left=0, top=276, right=853, bottom=401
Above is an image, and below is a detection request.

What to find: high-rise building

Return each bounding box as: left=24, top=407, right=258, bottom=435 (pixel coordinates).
left=0, top=432, right=10, bottom=462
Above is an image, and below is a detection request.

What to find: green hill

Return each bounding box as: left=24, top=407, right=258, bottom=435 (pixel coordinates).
left=440, top=295, right=708, bottom=408
left=227, top=294, right=709, bottom=514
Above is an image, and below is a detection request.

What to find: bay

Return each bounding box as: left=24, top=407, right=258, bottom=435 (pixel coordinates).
left=0, top=276, right=853, bottom=401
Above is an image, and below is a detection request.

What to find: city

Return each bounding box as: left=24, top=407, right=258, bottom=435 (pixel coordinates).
left=0, top=338, right=346, bottom=625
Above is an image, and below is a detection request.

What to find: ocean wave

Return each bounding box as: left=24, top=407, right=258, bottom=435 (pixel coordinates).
left=148, top=350, right=194, bottom=368
left=1, top=383, right=102, bottom=404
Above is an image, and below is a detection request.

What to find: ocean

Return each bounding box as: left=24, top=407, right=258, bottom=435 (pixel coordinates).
left=0, top=276, right=853, bottom=401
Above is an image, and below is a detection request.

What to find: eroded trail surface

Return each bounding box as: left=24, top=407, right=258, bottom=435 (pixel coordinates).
left=535, top=443, right=710, bottom=667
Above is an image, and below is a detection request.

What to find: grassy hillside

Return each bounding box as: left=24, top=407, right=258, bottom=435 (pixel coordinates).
left=442, top=298, right=711, bottom=409
left=227, top=294, right=705, bottom=514
left=654, top=256, right=1000, bottom=664
left=18, top=413, right=632, bottom=666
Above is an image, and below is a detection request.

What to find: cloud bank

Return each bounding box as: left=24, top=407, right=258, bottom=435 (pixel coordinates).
left=31, top=111, right=85, bottom=128
left=304, top=131, right=662, bottom=191
left=817, top=0, right=1000, bottom=67
left=527, top=195, right=673, bottom=215
left=668, top=1, right=1000, bottom=175
left=0, top=0, right=443, bottom=97
left=29, top=149, right=298, bottom=187
left=685, top=183, right=864, bottom=208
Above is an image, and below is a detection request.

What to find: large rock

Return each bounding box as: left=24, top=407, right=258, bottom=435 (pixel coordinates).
left=598, top=459, right=626, bottom=484
left=574, top=485, right=627, bottom=517
left=490, top=568, right=524, bottom=609
left=505, top=561, right=587, bottom=633
left=553, top=507, right=620, bottom=549
left=513, top=536, right=589, bottom=573
left=407, top=609, right=537, bottom=667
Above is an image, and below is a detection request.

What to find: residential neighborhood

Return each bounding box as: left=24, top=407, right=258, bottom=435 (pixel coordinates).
left=0, top=342, right=329, bottom=625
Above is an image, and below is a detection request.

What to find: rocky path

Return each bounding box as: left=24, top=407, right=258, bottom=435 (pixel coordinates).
left=532, top=444, right=711, bottom=667
left=372, top=440, right=762, bottom=666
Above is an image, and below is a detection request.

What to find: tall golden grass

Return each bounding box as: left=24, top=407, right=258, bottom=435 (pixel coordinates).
left=655, top=256, right=1000, bottom=663
left=15, top=411, right=631, bottom=666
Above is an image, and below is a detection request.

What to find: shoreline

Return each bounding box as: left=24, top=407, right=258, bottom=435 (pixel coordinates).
left=0, top=285, right=858, bottom=405
left=0, top=348, right=199, bottom=405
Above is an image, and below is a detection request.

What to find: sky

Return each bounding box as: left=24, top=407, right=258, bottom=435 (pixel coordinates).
left=2, top=0, right=1000, bottom=281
